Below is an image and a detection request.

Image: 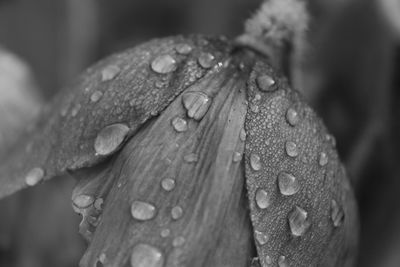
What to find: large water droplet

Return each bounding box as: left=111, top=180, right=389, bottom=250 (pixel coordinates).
left=73, top=194, right=94, bottom=209
left=151, top=55, right=177, bottom=74
left=254, top=230, right=269, bottom=245
left=319, top=152, right=329, bottom=166
left=198, top=52, right=215, bottom=68
left=131, top=201, right=156, bottom=221
left=288, top=206, right=310, bottom=236
left=94, top=123, right=130, bottom=156
left=101, top=65, right=120, bottom=81
left=171, top=206, right=183, bottom=220
left=175, top=44, right=192, bottom=55
left=182, top=91, right=212, bottom=120
left=130, top=244, right=164, bottom=267
left=172, top=236, right=186, bottom=247
left=25, top=167, right=44, bottom=186
left=255, top=188, right=271, bottom=209
left=256, top=75, right=276, bottom=92
left=184, top=153, right=198, bottom=163
left=90, top=91, right=103, bottom=103
left=250, top=154, right=262, bottom=171
left=285, top=141, right=299, bottom=158
left=171, top=117, right=188, bottom=132
left=286, top=108, right=299, bottom=126
left=278, top=256, right=289, bottom=267
left=331, top=199, right=345, bottom=227
left=278, top=172, right=300, bottom=196
left=161, top=178, right=176, bottom=192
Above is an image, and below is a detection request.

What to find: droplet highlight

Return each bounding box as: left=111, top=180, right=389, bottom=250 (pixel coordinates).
left=255, top=189, right=271, bottom=209
left=94, top=123, right=130, bottom=156
left=331, top=199, right=345, bottom=227
left=130, top=201, right=156, bottom=221
left=182, top=91, right=212, bottom=120
left=250, top=154, right=262, bottom=171
left=285, top=141, right=299, bottom=158
left=278, top=172, right=300, bottom=196
left=288, top=206, right=310, bottom=236
left=161, top=178, right=176, bottom=192
left=130, top=244, right=164, bottom=267
left=256, top=75, right=276, bottom=92
left=198, top=52, right=215, bottom=68
left=25, top=167, right=45, bottom=186
left=171, top=117, right=188, bottom=132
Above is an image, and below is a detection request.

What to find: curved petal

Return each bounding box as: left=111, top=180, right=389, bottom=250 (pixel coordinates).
left=0, top=35, right=231, bottom=199
left=73, top=59, right=256, bottom=267
left=244, top=61, right=359, bottom=266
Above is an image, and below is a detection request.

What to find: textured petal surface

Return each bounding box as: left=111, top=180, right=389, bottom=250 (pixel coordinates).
left=244, top=60, right=359, bottom=266
left=73, top=60, right=255, bottom=267
left=0, top=35, right=231, bottom=199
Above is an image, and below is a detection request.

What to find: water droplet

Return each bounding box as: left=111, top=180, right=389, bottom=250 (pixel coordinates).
left=325, top=134, right=336, bottom=147
left=278, top=255, right=289, bottom=267
left=265, top=256, right=272, bottom=265
left=176, top=43, right=192, bottom=55
left=73, top=195, right=94, bottom=209
left=251, top=104, right=259, bottom=113
left=130, top=201, right=156, bottom=221
left=25, top=167, right=44, bottom=186
left=172, top=236, right=186, bottom=247
left=285, top=141, right=299, bottom=158
left=90, top=91, right=103, bottom=103
left=151, top=55, right=177, bottom=74
left=94, top=123, right=130, bottom=156
left=233, top=152, right=242, bottom=162
left=171, top=206, right=183, bottom=220
left=254, top=230, right=269, bottom=245
left=160, top=229, right=170, bottom=238
left=198, top=52, right=215, bottom=68
left=184, top=153, right=198, bottom=163
left=171, top=117, right=188, bottom=132
left=254, top=94, right=261, bottom=101
left=286, top=108, right=299, bottom=126
left=102, top=66, right=120, bottom=82
left=161, top=178, right=176, bottom=192
left=288, top=206, right=310, bottom=236
left=255, top=188, right=270, bottom=209
left=256, top=75, right=276, bottom=92
left=97, top=253, right=107, bottom=266
left=94, top=198, right=104, bottom=210
left=130, top=244, right=164, bottom=267
left=71, top=104, right=81, bottom=117
left=182, top=91, right=212, bottom=120
left=319, top=152, right=328, bottom=166
left=250, top=154, right=262, bottom=171
left=278, top=172, right=300, bottom=196
left=331, top=199, right=345, bottom=227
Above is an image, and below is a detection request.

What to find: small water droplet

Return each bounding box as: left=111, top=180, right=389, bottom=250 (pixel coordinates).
left=254, top=230, right=269, bottom=245
left=172, top=236, right=186, bottom=247
left=175, top=43, right=193, bottom=54
left=256, top=75, right=276, bottom=92
left=97, top=253, right=106, bottom=266
left=288, top=206, right=310, bottom=236
left=255, top=188, right=270, bottom=209
left=319, top=152, right=328, bottom=166
left=71, top=104, right=81, bottom=117
left=160, top=229, right=171, bottom=238
left=250, top=154, right=262, bottom=171
left=285, top=141, right=299, bottom=158
left=233, top=152, right=242, bottom=162
left=198, top=52, right=215, bottom=68
left=251, top=104, right=259, bottom=113
left=278, top=172, right=300, bottom=196
left=278, top=255, right=289, bottom=267
left=151, top=55, right=177, bottom=74
left=130, top=201, right=156, bottom=221
left=325, top=134, right=336, bottom=147
left=161, top=178, right=176, bottom=191
left=184, top=153, right=198, bottom=163
left=171, top=117, right=188, bottom=132
left=94, top=198, right=104, bottom=210
left=239, top=129, right=246, bottom=143
left=182, top=91, right=212, bottom=120
left=265, top=255, right=272, bottom=265
left=101, top=65, right=120, bottom=81
left=130, top=244, right=164, bottom=267
left=331, top=199, right=345, bottom=227
left=171, top=206, right=183, bottom=220
left=286, top=108, right=299, bottom=126
left=25, top=167, right=45, bottom=186
left=73, top=195, right=94, bottom=209
left=254, top=94, right=261, bottom=101
left=90, top=91, right=103, bottom=103
left=94, top=123, right=130, bottom=156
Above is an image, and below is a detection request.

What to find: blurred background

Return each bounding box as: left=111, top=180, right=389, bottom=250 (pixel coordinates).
left=0, top=0, right=399, bottom=266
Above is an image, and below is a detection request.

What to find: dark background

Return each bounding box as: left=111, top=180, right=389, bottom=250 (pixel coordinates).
left=0, top=0, right=399, bottom=266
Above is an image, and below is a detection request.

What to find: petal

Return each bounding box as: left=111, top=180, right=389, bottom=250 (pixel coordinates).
left=74, top=59, right=255, bottom=267
left=0, top=35, right=232, bottom=199
left=244, top=61, right=359, bottom=266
